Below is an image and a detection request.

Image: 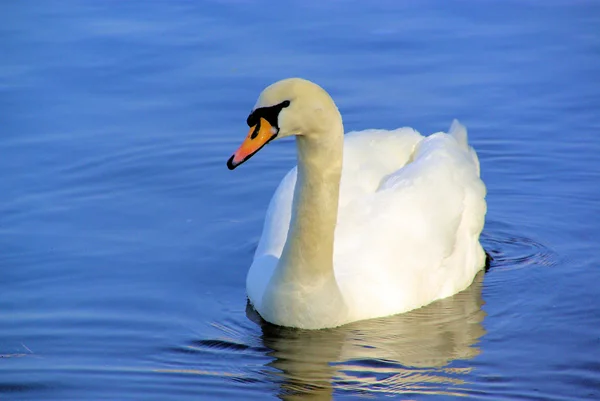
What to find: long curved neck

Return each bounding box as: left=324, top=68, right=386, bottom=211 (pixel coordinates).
left=278, top=122, right=344, bottom=283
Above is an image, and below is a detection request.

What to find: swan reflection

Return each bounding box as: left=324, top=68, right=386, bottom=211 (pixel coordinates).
left=249, top=271, right=486, bottom=400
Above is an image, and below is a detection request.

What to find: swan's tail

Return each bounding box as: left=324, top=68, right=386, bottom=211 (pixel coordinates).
left=448, top=119, right=469, bottom=149
left=449, top=119, right=481, bottom=176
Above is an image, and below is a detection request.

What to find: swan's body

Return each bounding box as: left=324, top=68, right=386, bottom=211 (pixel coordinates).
left=228, top=78, right=486, bottom=329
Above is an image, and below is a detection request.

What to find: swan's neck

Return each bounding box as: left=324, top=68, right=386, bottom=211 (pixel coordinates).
left=278, top=124, right=344, bottom=283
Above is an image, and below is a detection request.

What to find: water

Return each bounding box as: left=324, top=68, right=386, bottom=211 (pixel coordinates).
left=1, top=1, right=599, bottom=399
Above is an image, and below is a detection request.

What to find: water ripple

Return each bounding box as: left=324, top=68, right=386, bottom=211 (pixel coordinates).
left=481, top=228, right=558, bottom=272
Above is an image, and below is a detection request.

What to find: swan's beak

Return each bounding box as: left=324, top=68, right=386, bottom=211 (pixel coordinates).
left=227, top=117, right=277, bottom=170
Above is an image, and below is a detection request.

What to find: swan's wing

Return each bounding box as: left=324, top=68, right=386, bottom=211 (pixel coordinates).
left=337, top=128, right=424, bottom=206
left=334, top=121, right=486, bottom=319
left=254, top=127, right=424, bottom=258
left=254, top=166, right=296, bottom=259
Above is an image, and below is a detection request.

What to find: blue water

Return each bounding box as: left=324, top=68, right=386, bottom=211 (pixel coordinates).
left=2, top=1, right=599, bottom=400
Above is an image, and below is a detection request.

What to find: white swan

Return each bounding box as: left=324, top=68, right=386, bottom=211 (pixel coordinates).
left=227, top=78, right=487, bottom=329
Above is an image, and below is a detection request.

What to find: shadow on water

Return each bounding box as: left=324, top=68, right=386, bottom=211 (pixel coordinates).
left=246, top=271, right=486, bottom=400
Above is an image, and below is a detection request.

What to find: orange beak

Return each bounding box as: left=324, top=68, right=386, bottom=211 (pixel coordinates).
left=227, top=117, right=277, bottom=170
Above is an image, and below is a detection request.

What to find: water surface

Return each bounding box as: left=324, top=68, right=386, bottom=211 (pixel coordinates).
left=1, top=1, right=599, bottom=400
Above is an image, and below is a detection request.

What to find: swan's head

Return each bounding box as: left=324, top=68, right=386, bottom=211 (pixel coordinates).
left=227, top=78, right=340, bottom=170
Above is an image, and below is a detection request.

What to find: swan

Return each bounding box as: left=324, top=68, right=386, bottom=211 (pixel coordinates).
left=227, top=78, right=487, bottom=329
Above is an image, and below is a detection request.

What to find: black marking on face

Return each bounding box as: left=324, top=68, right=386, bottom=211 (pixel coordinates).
left=228, top=100, right=290, bottom=171
left=246, top=100, right=291, bottom=130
